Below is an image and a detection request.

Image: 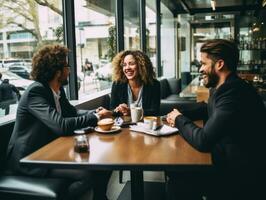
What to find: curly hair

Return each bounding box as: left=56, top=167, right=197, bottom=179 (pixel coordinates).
left=31, top=44, right=69, bottom=83
left=112, top=50, right=156, bottom=85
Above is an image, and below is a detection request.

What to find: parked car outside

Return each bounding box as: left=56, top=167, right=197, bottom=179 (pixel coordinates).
left=1, top=58, right=25, bottom=68
left=8, top=63, right=31, bottom=79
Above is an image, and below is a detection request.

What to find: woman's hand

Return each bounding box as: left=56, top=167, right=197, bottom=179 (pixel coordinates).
left=114, top=103, right=130, bottom=116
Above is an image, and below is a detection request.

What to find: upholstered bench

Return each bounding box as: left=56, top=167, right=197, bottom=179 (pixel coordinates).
left=159, top=77, right=196, bottom=115
left=0, top=122, right=72, bottom=200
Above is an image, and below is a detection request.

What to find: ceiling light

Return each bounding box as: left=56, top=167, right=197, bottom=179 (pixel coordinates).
left=211, top=0, right=216, bottom=11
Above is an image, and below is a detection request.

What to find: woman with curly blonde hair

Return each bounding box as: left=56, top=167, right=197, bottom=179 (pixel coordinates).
left=110, top=50, right=160, bottom=116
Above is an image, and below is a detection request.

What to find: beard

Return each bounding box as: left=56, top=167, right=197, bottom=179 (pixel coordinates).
left=202, top=65, right=219, bottom=88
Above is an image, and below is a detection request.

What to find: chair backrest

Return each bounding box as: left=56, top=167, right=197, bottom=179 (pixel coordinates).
left=0, top=122, right=15, bottom=173
left=167, top=78, right=181, bottom=94
left=159, top=79, right=171, bottom=99
left=181, top=72, right=192, bottom=89
left=160, top=78, right=182, bottom=99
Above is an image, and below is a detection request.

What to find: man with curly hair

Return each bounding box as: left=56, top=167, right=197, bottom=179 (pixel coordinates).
left=6, top=44, right=112, bottom=200
left=110, top=50, right=160, bottom=116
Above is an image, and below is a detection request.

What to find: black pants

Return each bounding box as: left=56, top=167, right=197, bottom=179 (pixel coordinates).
left=48, top=169, right=112, bottom=200
left=166, top=169, right=265, bottom=200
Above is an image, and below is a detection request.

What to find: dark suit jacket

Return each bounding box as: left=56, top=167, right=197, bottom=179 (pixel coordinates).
left=6, top=82, right=98, bottom=176
left=0, top=80, right=20, bottom=102
left=175, top=73, right=266, bottom=172
left=110, top=80, right=161, bottom=116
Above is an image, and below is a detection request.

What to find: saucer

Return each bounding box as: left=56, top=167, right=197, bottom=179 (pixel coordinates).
left=95, top=126, right=121, bottom=133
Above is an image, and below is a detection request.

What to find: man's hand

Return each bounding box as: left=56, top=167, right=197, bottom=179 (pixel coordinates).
left=96, top=107, right=113, bottom=119
left=166, top=109, right=182, bottom=127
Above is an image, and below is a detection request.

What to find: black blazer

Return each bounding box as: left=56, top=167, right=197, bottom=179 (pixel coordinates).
left=175, top=74, right=266, bottom=171
left=110, top=80, right=161, bottom=116
left=0, top=80, right=20, bottom=102
left=6, top=82, right=98, bottom=176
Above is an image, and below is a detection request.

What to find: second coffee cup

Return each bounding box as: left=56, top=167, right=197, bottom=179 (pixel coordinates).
left=143, top=116, right=158, bottom=130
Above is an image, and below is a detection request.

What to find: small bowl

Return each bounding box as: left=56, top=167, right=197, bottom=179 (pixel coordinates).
left=97, top=118, right=114, bottom=131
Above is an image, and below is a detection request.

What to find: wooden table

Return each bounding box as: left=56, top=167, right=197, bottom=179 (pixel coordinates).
left=21, top=122, right=211, bottom=200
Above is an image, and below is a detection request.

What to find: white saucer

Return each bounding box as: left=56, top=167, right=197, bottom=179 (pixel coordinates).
left=95, top=126, right=121, bottom=133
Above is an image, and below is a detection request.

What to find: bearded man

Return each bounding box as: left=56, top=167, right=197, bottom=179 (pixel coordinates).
left=166, top=39, right=266, bottom=200
left=6, top=44, right=112, bottom=200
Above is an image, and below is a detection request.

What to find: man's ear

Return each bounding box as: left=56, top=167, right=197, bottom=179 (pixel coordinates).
left=216, top=59, right=225, bottom=71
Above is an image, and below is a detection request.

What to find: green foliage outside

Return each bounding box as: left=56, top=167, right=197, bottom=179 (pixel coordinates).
left=107, top=26, right=117, bottom=61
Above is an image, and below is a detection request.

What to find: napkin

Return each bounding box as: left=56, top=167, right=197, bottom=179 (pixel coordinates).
left=130, top=122, right=178, bottom=136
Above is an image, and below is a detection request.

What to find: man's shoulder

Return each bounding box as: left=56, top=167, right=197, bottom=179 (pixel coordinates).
left=28, top=81, right=45, bottom=89
left=24, top=82, right=49, bottom=96
left=0, top=82, right=14, bottom=90
left=219, top=75, right=249, bottom=91
left=229, top=77, right=252, bottom=92
left=216, top=76, right=257, bottom=100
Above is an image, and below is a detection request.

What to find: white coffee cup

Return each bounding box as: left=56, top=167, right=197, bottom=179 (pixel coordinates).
left=143, top=116, right=158, bottom=130
left=130, top=106, right=143, bottom=123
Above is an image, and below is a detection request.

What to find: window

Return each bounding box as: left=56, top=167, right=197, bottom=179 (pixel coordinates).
left=74, top=0, right=116, bottom=100
left=160, top=2, right=176, bottom=78
left=124, top=0, right=140, bottom=50
left=0, top=0, right=63, bottom=117
left=146, top=1, right=157, bottom=70
left=8, top=32, right=34, bottom=40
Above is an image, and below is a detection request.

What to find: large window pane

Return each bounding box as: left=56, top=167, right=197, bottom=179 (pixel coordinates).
left=160, top=2, right=176, bottom=78
left=124, top=0, right=140, bottom=50
left=146, top=0, right=157, bottom=70
left=178, top=14, right=191, bottom=85
left=0, top=0, right=63, bottom=117
left=74, top=0, right=116, bottom=99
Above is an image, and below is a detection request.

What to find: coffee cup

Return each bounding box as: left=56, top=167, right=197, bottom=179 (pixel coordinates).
left=143, top=116, right=158, bottom=130
left=130, top=105, right=143, bottom=123
left=97, top=118, right=114, bottom=131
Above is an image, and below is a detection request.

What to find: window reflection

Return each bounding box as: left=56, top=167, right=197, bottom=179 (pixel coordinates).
left=74, top=0, right=116, bottom=99
left=146, top=1, right=157, bottom=71
left=124, top=0, right=140, bottom=50
left=160, top=2, right=176, bottom=78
